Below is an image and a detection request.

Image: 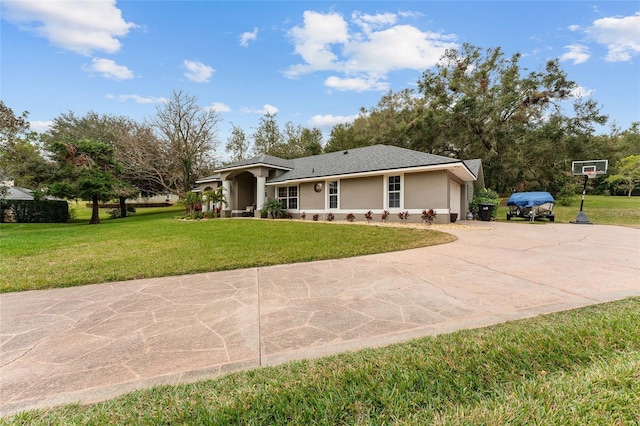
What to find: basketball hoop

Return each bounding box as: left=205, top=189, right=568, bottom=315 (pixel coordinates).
left=584, top=170, right=597, bottom=179
left=570, top=159, right=608, bottom=225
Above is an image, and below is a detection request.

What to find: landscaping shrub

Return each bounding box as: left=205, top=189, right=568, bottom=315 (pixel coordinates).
left=556, top=182, right=579, bottom=206
left=107, top=205, right=136, bottom=219
left=470, top=189, right=500, bottom=219
left=262, top=198, right=285, bottom=219
left=0, top=199, right=69, bottom=223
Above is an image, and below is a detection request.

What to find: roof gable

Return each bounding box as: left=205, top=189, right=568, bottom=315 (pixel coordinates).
left=217, top=153, right=293, bottom=172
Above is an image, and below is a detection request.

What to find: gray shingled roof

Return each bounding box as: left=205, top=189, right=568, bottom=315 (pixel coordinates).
left=0, top=185, right=62, bottom=201
left=195, top=172, right=222, bottom=184
left=269, top=144, right=463, bottom=183
left=463, top=159, right=482, bottom=179
left=1, top=185, right=35, bottom=200
left=217, top=153, right=293, bottom=171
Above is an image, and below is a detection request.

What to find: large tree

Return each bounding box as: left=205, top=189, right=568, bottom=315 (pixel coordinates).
left=607, top=155, right=640, bottom=196
left=415, top=43, right=607, bottom=193
left=46, top=138, right=124, bottom=224
left=326, top=44, right=609, bottom=194
left=278, top=122, right=324, bottom=158
left=45, top=111, right=171, bottom=217
left=250, top=113, right=323, bottom=159
left=225, top=124, right=250, bottom=163
left=150, top=90, right=221, bottom=197
left=0, top=101, right=52, bottom=187
left=251, top=112, right=283, bottom=157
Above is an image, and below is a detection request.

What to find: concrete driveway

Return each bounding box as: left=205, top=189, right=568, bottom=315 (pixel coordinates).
left=1, top=222, right=639, bottom=416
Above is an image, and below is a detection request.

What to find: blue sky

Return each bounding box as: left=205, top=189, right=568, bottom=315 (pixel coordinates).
left=2, top=1, right=639, bottom=157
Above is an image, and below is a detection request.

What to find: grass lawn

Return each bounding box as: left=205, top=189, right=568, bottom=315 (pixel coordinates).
left=496, top=194, right=640, bottom=227
left=0, top=204, right=454, bottom=293
left=5, top=297, right=638, bottom=425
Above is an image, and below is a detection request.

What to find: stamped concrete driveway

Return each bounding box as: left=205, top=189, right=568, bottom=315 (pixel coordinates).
left=1, top=222, right=639, bottom=416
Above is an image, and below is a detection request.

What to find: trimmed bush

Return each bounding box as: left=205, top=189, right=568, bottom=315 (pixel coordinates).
left=470, top=188, right=500, bottom=219
left=0, top=199, right=69, bottom=223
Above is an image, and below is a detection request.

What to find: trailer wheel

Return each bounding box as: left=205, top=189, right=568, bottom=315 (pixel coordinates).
left=549, top=215, right=555, bottom=222
left=506, top=212, right=511, bottom=220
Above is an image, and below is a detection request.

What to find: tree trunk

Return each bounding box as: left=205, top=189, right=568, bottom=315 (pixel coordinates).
left=119, top=195, right=127, bottom=218
left=90, top=194, right=101, bottom=224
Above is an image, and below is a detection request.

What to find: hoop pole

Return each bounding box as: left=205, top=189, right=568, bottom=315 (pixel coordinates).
left=579, top=174, right=587, bottom=212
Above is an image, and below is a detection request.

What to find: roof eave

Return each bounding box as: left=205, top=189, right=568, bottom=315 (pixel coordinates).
left=267, top=162, right=476, bottom=186
left=214, top=162, right=292, bottom=174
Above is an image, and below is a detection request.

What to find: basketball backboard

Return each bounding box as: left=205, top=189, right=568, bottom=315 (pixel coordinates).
left=571, top=160, right=608, bottom=177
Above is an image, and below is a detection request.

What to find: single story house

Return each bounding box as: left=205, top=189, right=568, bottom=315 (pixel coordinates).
left=194, top=144, right=485, bottom=224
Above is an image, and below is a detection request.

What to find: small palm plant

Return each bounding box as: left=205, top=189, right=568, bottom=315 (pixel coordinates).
left=203, top=186, right=228, bottom=218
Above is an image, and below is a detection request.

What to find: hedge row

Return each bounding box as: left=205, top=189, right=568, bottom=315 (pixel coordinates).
left=0, top=199, right=69, bottom=223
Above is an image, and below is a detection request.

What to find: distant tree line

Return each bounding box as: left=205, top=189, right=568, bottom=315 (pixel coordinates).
left=1, top=44, right=639, bottom=224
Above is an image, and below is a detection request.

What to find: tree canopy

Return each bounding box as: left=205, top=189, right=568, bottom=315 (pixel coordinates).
left=0, top=101, right=52, bottom=188
left=326, top=44, right=612, bottom=194
left=150, top=90, right=221, bottom=196
left=47, top=138, right=124, bottom=224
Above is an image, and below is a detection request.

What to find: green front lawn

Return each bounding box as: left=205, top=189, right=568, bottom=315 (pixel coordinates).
left=6, top=298, right=639, bottom=425
left=0, top=205, right=454, bottom=293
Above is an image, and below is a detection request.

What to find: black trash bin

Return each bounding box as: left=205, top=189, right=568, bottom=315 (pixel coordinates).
left=479, top=203, right=494, bottom=221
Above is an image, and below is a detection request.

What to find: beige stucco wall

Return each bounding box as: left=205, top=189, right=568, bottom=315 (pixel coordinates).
left=340, top=176, right=384, bottom=210
left=300, top=181, right=325, bottom=210
left=404, top=171, right=448, bottom=210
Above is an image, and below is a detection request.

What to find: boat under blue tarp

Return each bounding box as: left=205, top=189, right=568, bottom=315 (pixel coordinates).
left=507, top=192, right=555, bottom=207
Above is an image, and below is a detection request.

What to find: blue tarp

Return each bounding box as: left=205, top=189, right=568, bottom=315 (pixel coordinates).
left=507, top=192, right=555, bottom=208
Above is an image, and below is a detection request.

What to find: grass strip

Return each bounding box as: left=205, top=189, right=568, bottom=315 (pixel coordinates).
left=0, top=207, right=454, bottom=292
left=5, top=298, right=639, bottom=425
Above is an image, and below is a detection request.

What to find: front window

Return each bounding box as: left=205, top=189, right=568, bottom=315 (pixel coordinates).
left=388, top=176, right=400, bottom=208
left=278, top=186, right=298, bottom=210
left=329, top=181, right=338, bottom=209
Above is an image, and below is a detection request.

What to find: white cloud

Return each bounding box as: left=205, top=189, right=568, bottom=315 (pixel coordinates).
left=206, top=102, right=231, bottom=113
left=308, top=113, right=359, bottom=129
left=84, top=58, right=133, bottom=80
left=587, top=12, right=640, bottom=62
left=560, top=44, right=591, bottom=64
left=398, top=10, right=424, bottom=19
left=183, top=60, right=214, bottom=83
left=261, top=104, right=279, bottom=115
left=325, top=76, right=389, bottom=92
left=344, top=25, right=456, bottom=73
left=106, top=94, right=167, bottom=104
left=570, top=85, right=594, bottom=98
left=287, top=11, right=350, bottom=73
left=240, top=27, right=258, bottom=47
left=2, top=0, right=135, bottom=55
left=352, top=11, right=397, bottom=34
left=568, top=24, right=581, bottom=32
left=240, top=104, right=279, bottom=115
left=286, top=10, right=457, bottom=92
left=29, top=120, right=53, bottom=133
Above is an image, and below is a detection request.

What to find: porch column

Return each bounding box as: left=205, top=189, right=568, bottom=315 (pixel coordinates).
left=222, top=180, right=231, bottom=217
left=256, top=176, right=266, bottom=216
